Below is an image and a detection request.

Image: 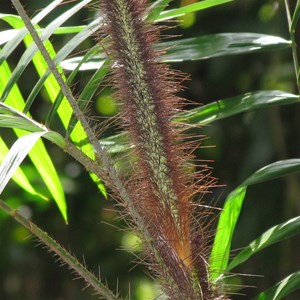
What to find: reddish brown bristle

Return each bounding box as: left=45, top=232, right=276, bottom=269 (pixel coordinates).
left=97, top=0, right=221, bottom=298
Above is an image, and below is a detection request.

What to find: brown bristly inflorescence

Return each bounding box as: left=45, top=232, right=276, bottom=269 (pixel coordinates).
left=97, top=0, right=222, bottom=299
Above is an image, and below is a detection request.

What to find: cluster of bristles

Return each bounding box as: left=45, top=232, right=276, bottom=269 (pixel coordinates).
left=98, top=0, right=222, bottom=299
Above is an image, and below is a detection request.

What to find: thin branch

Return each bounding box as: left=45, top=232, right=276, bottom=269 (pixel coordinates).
left=0, top=199, right=121, bottom=300
left=9, top=0, right=142, bottom=223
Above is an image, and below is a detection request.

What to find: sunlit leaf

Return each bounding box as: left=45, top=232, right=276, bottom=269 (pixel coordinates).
left=0, top=48, right=66, bottom=220
left=0, top=0, right=64, bottom=64
left=0, top=138, right=47, bottom=200
left=210, top=159, right=300, bottom=281
left=156, top=0, right=234, bottom=21
left=161, top=34, right=291, bottom=62
left=0, top=102, right=65, bottom=148
left=65, top=33, right=291, bottom=71
left=0, top=132, right=65, bottom=218
left=0, top=132, right=45, bottom=194
left=147, top=0, right=172, bottom=21
left=61, top=55, right=105, bottom=71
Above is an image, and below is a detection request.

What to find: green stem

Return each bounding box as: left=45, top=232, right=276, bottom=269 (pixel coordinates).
left=0, top=199, right=120, bottom=300
left=284, top=0, right=300, bottom=92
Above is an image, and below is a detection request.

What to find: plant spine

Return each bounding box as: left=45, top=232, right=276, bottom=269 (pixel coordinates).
left=99, top=0, right=219, bottom=298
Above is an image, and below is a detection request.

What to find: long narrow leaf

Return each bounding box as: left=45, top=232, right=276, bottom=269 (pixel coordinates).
left=175, top=91, right=299, bottom=125
left=1, top=0, right=92, bottom=102
left=161, top=33, right=291, bottom=62
left=147, top=0, right=172, bottom=21
left=156, top=0, right=234, bottom=21
left=291, top=0, right=300, bottom=32
left=0, top=132, right=45, bottom=194
left=0, top=50, right=66, bottom=220
left=0, top=139, right=47, bottom=200
left=100, top=91, right=299, bottom=155
left=26, top=18, right=102, bottom=124
left=7, top=2, right=106, bottom=196
left=65, top=33, right=291, bottom=71
left=253, top=271, right=300, bottom=300
left=0, top=102, right=65, bottom=148
left=0, top=0, right=64, bottom=64
left=227, top=216, right=300, bottom=272
left=210, top=159, right=300, bottom=281
left=0, top=26, right=90, bottom=46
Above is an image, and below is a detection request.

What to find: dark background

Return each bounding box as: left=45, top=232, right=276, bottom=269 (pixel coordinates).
left=1, top=0, right=300, bottom=299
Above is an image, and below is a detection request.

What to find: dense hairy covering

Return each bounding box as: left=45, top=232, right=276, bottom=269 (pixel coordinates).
left=98, top=0, right=220, bottom=298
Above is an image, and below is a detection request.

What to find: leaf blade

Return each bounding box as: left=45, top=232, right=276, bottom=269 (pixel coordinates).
left=210, top=159, right=300, bottom=281
left=156, top=0, right=234, bottom=21
left=0, top=132, right=45, bottom=195
left=253, top=271, right=300, bottom=300
left=0, top=49, right=67, bottom=220
left=161, top=33, right=291, bottom=62
left=175, top=91, right=299, bottom=125
left=227, top=216, right=300, bottom=272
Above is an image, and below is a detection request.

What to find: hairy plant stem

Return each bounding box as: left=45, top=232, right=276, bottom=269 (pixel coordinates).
left=113, top=0, right=179, bottom=215
left=11, top=0, right=215, bottom=298
left=100, top=0, right=214, bottom=298
left=0, top=199, right=120, bottom=300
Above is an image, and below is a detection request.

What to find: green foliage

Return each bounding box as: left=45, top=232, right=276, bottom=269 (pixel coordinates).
left=1, top=0, right=300, bottom=299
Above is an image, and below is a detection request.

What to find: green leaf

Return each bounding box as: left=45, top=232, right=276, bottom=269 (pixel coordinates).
left=66, top=55, right=110, bottom=133
left=25, top=18, right=102, bottom=123
left=161, top=34, right=291, bottom=62
left=291, top=0, right=300, bottom=32
left=0, top=0, right=64, bottom=64
left=18, top=10, right=106, bottom=196
left=227, top=216, right=300, bottom=272
left=79, top=59, right=110, bottom=104
left=52, top=25, right=86, bottom=35
left=46, top=48, right=102, bottom=126
left=67, top=33, right=291, bottom=71
left=60, top=55, right=105, bottom=71
left=29, top=140, right=67, bottom=222
left=147, top=0, right=172, bottom=21
left=101, top=91, right=299, bottom=155
left=1, top=0, right=92, bottom=103
left=100, top=133, right=132, bottom=154
left=0, top=50, right=66, bottom=221
left=0, top=132, right=56, bottom=203
left=210, top=159, right=300, bottom=281
left=0, top=102, right=65, bottom=148
left=253, top=271, right=300, bottom=300
left=156, top=0, right=234, bottom=21
left=175, top=91, right=299, bottom=125
left=210, top=186, right=246, bottom=281
left=0, top=26, right=86, bottom=46
left=0, top=132, right=46, bottom=195
left=0, top=138, right=47, bottom=200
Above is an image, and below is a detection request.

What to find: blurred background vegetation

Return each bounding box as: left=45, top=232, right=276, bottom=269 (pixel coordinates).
left=1, top=0, right=300, bottom=299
